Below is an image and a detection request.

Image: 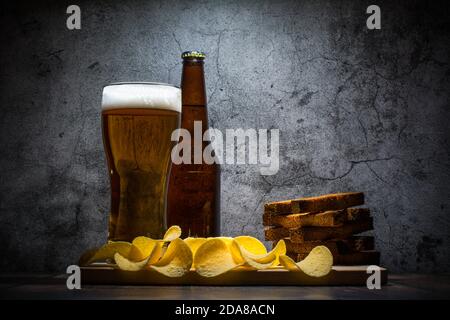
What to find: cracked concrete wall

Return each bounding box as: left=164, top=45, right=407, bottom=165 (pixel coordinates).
left=0, top=0, right=449, bottom=273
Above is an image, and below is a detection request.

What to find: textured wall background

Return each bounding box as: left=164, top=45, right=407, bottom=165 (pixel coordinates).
left=0, top=0, right=449, bottom=273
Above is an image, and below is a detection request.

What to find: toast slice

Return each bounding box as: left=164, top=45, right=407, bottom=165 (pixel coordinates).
left=264, top=192, right=364, bottom=215
left=263, top=208, right=370, bottom=228
left=264, top=218, right=373, bottom=242
left=280, top=236, right=375, bottom=255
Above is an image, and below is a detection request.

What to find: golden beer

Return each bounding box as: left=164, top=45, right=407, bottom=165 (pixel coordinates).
left=101, top=83, right=181, bottom=241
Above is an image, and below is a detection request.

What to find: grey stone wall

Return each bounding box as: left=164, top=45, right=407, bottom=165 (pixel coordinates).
left=0, top=0, right=449, bottom=272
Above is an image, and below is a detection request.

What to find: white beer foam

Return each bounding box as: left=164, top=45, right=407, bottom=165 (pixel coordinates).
left=102, top=83, right=181, bottom=112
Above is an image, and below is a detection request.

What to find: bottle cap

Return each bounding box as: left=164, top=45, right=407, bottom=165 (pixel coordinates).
left=181, top=51, right=206, bottom=59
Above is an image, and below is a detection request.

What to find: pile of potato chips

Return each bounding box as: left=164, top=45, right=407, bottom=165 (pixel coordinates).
left=80, top=226, right=333, bottom=278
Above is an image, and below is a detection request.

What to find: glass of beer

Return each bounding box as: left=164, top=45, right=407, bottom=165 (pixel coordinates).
left=101, top=83, right=181, bottom=241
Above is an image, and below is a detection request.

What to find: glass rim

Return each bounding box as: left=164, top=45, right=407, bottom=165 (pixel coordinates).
left=103, top=81, right=180, bottom=89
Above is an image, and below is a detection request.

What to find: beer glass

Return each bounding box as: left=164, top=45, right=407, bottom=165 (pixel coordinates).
left=101, top=83, right=181, bottom=241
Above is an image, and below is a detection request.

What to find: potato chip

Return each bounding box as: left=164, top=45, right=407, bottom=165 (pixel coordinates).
left=150, top=238, right=193, bottom=277
left=261, top=239, right=285, bottom=266
left=297, top=245, right=333, bottom=277
left=128, top=236, right=158, bottom=261
left=279, top=255, right=299, bottom=271
left=162, top=225, right=182, bottom=241
left=266, top=239, right=286, bottom=266
left=184, top=237, right=207, bottom=268
left=80, top=225, right=332, bottom=279
left=147, top=242, right=163, bottom=265
left=184, top=237, right=207, bottom=256
left=114, top=242, right=162, bottom=271
left=83, top=241, right=131, bottom=265
left=209, top=236, right=233, bottom=245
left=230, top=237, right=285, bottom=269
left=228, top=239, right=246, bottom=265
left=194, top=239, right=242, bottom=277
left=279, top=246, right=333, bottom=277
left=240, top=239, right=286, bottom=265
left=114, top=252, right=149, bottom=271
left=234, top=236, right=267, bottom=255
left=210, top=237, right=247, bottom=264
left=231, top=242, right=274, bottom=269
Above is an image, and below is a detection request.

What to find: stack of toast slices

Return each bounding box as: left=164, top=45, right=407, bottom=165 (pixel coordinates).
left=264, top=192, right=380, bottom=265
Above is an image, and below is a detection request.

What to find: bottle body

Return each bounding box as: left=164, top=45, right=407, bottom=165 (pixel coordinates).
left=167, top=53, right=220, bottom=237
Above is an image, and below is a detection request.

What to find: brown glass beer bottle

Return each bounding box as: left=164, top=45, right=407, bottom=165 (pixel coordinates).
left=167, top=51, right=220, bottom=237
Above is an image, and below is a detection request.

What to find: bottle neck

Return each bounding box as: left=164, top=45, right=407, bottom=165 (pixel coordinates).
left=181, top=59, right=206, bottom=106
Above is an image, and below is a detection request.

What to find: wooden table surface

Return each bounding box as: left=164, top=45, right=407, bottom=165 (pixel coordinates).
left=0, top=273, right=449, bottom=300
